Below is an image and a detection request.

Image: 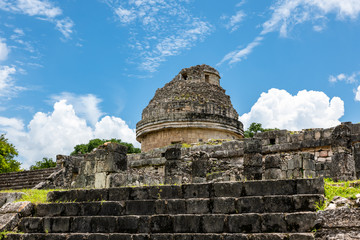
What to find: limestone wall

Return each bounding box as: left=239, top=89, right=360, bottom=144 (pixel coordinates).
left=52, top=122, right=360, bottom=188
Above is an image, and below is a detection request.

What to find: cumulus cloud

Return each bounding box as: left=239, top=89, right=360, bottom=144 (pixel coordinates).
left=0, top=100, right=139, bottom=169
left=220, top=0, right=360, bottom=65
left=0, top=40, right=10, bottom=61
left=355, top=86, right=360, bottom=101
left=51, top=92, right=103, bottom=126
left=239, top=88, right=344, bottom=130
left=105, top=0, right=212, bottom=72
left=0, top=0, right=74, bottom=39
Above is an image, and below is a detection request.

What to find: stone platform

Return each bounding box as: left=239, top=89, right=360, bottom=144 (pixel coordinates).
left=5, top=178, right=324, bottom=240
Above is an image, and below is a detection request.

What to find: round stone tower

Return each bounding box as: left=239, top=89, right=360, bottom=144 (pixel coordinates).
left=136, top=64, right=244, bottom=152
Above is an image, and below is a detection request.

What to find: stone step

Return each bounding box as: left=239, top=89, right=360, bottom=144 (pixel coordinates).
left=5, top=233, right=315, bottom=240
left=19, top=212, right=317, bottom=234
left=47, top=178, right=324, bottom=202
left=0, top=168, right=58, bottom=178
left=0, top=178, right=48, bottom=187
left=0, top=173, right=54, bottom=182
left=0, top=184, right=41, bottom=191
left=35, top=194, right=323, bottom=217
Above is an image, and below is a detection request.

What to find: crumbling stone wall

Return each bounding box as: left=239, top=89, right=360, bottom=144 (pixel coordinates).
left=50, top=122, right=360, bottom=188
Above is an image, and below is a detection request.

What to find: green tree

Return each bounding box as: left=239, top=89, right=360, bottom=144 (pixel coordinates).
left=70, top=138, right=141, bottom=155
left=0, top=134, right=22, bottom=173
left=30, top=157, right=57, bottom=170
left=244, top=122, right=279, bottom=138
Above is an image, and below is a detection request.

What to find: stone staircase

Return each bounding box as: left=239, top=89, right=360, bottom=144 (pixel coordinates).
left=6, top=178, right=324, bottom=240
left=0, top=168, right=59, bottom=190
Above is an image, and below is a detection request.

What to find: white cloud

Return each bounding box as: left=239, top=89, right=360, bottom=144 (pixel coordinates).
left=51, top=92, right=103, bottom=126
left=0, top=100, right=139, bottom=169
left=0, top=0, right=74, bottom=39
left=115, top=6, right=137, bottom=23
left=0, top=40, right=10, bottom=61
left=355, top=86, right=360, bottom=101
left=0, top=65, right=20, bottom=97
left=329, top=72, right=359, bottom=84
left=224, top=10, right=246, bottom=32
left=105, top=0, right=212, bottom=72
left=220, top=0, right=360, bottom=65
left=55, top=17, right=74, bottom=40
left=218, top=36, right=263, bottom=65
left=239, top=88, right=344, bottom=130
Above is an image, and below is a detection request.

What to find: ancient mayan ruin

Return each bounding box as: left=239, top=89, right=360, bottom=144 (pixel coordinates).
left=136, top=64, right=243, bottom=152
left=1, top=64, right=360, bottom=239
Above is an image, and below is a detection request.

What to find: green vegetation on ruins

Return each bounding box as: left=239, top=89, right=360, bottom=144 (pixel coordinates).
left=316, top=178, right=360, bottom=211
left=244, top=122, right=279, bottom=138
left=0, top=134, right=22, bottom=174
left=0, top=189, right=59, bottom=204
left=29, top=157, right=57, bottom=170
left=71, top=138, right=141, bottom=155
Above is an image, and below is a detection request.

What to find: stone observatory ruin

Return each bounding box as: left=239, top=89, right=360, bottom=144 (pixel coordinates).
left=136, top=64, right=244, bottom=152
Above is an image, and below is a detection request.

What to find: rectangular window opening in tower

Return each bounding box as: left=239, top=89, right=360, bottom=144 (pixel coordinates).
left=205, top=74, right=209, bottom=83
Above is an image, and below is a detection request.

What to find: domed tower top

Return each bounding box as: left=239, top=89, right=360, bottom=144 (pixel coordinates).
left=136, top=64, right=243, bottom=152
left=178, top=64, right=221, bottom=86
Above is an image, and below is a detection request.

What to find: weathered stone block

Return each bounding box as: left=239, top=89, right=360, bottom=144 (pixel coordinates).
left=285, top=212, right=316, bottom=232
left=99, top=201, right=124, bottom=216
left=263, top=196, right=294, bottom=213
left=228, top=214, right=261, bottom=233
left=91, top=216, right=117, bottom=233
left=244, top=153, right=262, bottom=167
left=236, top=196, right=264, bottom=213
left=130, top=187, right=149, bottom=200
left=186, top=199, right=209, bottom=214
left=213, top=182, right=242, bottom=197
left=148, top=185, right=183, bottom=200
left=117, top=216, right=140, bottom=233
left=173, top=215, right=201, bottom=233
left=261, top=213, right=286, bottom=232
left=108, top=187, right=131, bottom=201
left=293, top=194, right=323, bottom=211
left=164, top=148, right=181, bottom=160
left=297, top=178, right=324, bottom=194
left=0, top=213, right=19, bottom=231
left=183, top=183, right=210, bottom=198
left=0, top=201, right=33, bottom=217
left=150, top=215, right=173, bottom=233
left=287, top=155, right=302, bottom=170
left=264, top=169, right=283, bottom=180
left=167, top=199, right=186, bottom=214
left=202, top=215, right=225, bottom=233
left=212, top=198, right=236, bottom=214
left=52, top=217, right=70, bottom=233
left=94, top=173, right=107, bottom=189
left=243, top=180, right=296, bottom=196
left=126, top=200, right=155, bottom=215
left=70, top=217, right=91, bottom=233
left=331, top=152, right=356, bottom=181
left=264, top=155, right=281, bottom=169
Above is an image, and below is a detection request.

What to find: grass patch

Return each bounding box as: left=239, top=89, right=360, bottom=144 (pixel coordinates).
left=324, top=178, right=360, bottom=201
left=315, top=178, right=360, bottom=211
left=0, top=189, right=63, bottom=204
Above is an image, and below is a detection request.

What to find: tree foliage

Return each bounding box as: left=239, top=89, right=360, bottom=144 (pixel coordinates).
left=244, top=122, right=279, bottom=138
left=30, top=157, right=57, bottom=170
left=0, top=134, right=22, bottom=173
left=70, top=138, right=141, bottom=155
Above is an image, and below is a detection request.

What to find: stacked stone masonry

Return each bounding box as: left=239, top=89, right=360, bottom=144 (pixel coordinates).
left=49, top=122, right=360, bottom=189
left=5, top=178, right=323, bottom=240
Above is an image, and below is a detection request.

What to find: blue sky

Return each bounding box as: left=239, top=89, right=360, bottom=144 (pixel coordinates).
left=1, top=0, right=360, bottom=168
